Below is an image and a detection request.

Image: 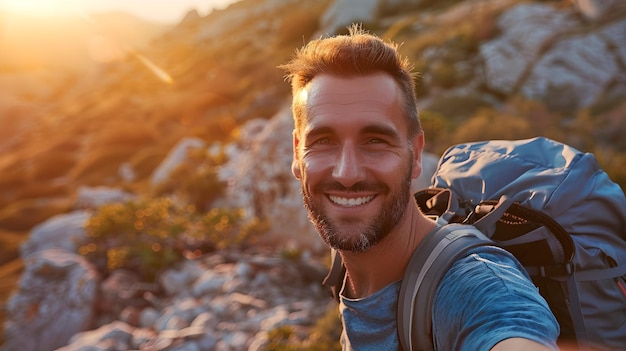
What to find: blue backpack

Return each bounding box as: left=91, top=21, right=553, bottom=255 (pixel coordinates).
left=324, top=137, right=626, bottom=350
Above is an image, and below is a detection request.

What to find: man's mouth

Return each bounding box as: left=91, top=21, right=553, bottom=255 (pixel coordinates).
left=328, top=195, right=375, bottom=207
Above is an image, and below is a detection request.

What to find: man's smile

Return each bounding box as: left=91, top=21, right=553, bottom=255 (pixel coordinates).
left=328, top=194, right=376, bottom=207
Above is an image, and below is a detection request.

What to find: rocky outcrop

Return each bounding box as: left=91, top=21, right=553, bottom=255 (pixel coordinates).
left=321, top=0, right=424, bottom=35
left=480, top=2, right=626, bottom=111
left=54, top=249, right=330, bottom=351
left=219, top=105, right=323, bottom=252
left=3, top=249, right=99, bottom=351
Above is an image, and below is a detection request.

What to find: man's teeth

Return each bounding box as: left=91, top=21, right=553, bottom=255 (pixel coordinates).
left=329, top=195, right=375, bottom=207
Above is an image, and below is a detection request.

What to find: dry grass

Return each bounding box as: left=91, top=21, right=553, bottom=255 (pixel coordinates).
left=0, top=230, right=26, bottom=347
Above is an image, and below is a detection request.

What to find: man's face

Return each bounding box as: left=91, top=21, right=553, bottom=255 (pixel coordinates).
left=292, top=73, right=423, bottom=253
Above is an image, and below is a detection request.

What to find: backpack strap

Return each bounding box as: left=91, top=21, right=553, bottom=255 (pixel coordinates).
left=397, top=223, right=493, bottom=351
left=322, top=248, right=345, bottom=301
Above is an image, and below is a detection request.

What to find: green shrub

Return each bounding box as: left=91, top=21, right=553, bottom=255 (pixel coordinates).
left=430, top=62, right=458, bottom=89
left=265, top=306, right=342, bottom=351
left=425, top=93, right=492, bottom=120
left=419, top=110, right=454, bottom=154
left=450, top=108, right=534, bottom=144
left=80, top=197, right=264, bottom=281
left=588, top=93, right=626, bottom=117
left=302, top=306, right=343, bottom=351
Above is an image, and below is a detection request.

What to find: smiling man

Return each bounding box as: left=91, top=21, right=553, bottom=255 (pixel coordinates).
left=280, top=25, right=559, bottom=350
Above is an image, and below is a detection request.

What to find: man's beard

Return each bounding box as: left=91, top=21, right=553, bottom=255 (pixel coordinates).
left=301, top=164, right=414, bottom=253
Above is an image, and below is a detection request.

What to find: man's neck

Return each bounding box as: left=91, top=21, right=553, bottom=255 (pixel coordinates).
left=340, top=205, right=436, bottom=299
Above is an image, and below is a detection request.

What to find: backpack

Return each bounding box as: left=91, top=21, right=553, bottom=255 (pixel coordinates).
left=323, top=137, right=626, bottom=350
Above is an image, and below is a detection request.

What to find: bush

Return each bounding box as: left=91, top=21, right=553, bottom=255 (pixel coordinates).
left=430, top=62, right=458, bottom=89
left=265, top=306, right=342, bottom=351
left=80, top=197, right=265, bottom=281
left=419, top=110, right=454, bottom=154
left=450, top=108, right=534, bottom=144
left=425, top=93, right=492, bottom=120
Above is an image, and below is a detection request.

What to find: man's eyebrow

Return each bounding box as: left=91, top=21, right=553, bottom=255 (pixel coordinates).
left=361, top=125, right=401, bottom=139
left=302, top=124, right=402, bottom=141
left=304, top=126, right=335, bottom=139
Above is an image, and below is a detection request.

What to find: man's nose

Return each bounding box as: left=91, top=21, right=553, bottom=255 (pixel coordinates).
left=332, top=143, right=365, bottom=187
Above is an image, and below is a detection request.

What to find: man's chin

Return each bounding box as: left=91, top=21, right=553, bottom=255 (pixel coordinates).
left=320, top=229, right=376, bottom=253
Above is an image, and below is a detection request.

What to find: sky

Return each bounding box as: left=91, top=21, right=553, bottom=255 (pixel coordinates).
left=1, top=0, right=240, bottom=24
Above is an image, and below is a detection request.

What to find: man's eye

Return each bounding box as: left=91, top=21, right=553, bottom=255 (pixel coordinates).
left=368, top=138, right=385, bottom=144
left=314, top=138, right=331, bottom=145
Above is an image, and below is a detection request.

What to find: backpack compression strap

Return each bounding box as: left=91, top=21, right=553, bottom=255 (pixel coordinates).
left=397, top=224, right=493, bottom=351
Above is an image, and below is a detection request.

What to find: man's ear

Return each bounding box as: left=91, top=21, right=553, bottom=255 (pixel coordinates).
left=410, top=131, right=425, bottom=180
left=292, top=129, right=302, bottom=179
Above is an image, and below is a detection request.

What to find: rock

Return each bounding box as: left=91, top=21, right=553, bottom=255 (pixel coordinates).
left=601, top=20, right=626, bottom=65
left=150, top=137, right=206, bottom=186
left=320, top=0, right=424, bottom=35
left=321, top=0, right=380, bottom=35
left=75, top=185, right=135, bottom=209
left=38, top=249, right=331, bottom=350
left=3, top=249, right=99, bottom=351
left=219, top=105, right=323, bottom=252
left=20, top=210, right=91, bottom=259
left=520, top=29, right=620, bottom=111
left=55, top=321, right=136, bottom=351
left=160, top=259, right=205, bottom=297
left=412, top=152, right=439, bottom=192
left=480, top=3, right=580, bottom=95
left=480, top=2, right=625, bottom=111
left=574, top=0, right=626, bottom=21
left=98, top=269, right=157, bottom=322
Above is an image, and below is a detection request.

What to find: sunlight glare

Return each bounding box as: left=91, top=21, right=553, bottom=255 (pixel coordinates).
left=134, top=53, right=174, bottom=84
left=2, top=0, right=83, bottom=17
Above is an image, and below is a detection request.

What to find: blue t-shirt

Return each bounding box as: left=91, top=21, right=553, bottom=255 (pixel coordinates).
left=339, top=246, right=559, bottom=350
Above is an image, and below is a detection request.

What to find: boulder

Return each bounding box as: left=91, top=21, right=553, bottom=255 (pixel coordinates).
left=480, top=2, right=625, bottom=111
left=520, top=29, right=621, bottom=111
left=219, top=104, right=322, bottom=252
left=3, top=249, right=99, bottom=351
left=320, top=0, right=424, bottom=35
left=321, top=0, right=380, bottom=35
left=20, top=210, right=90, bottom=259
left=150, top=137, right=206, bottom=186
left=480, top=3, right=579, bottom=95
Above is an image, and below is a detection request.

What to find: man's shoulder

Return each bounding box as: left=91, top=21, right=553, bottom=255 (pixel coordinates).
left=432, top=244, right=559, bottom=350
left=442, top=244, right=532, bottom=290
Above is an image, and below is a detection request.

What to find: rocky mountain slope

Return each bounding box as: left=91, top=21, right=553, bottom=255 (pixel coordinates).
left=1, top=0, right=624, bottom=250
left=1, top=0, right=626, bottom=349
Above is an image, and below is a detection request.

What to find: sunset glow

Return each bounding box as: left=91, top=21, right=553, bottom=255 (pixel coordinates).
left=1, top=0, right=240, bottom=23
left=1, top=0, right=84, bottom=17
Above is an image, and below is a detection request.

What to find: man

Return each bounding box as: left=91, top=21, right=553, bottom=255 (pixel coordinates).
left=280, top=25, right=559, bottom=350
